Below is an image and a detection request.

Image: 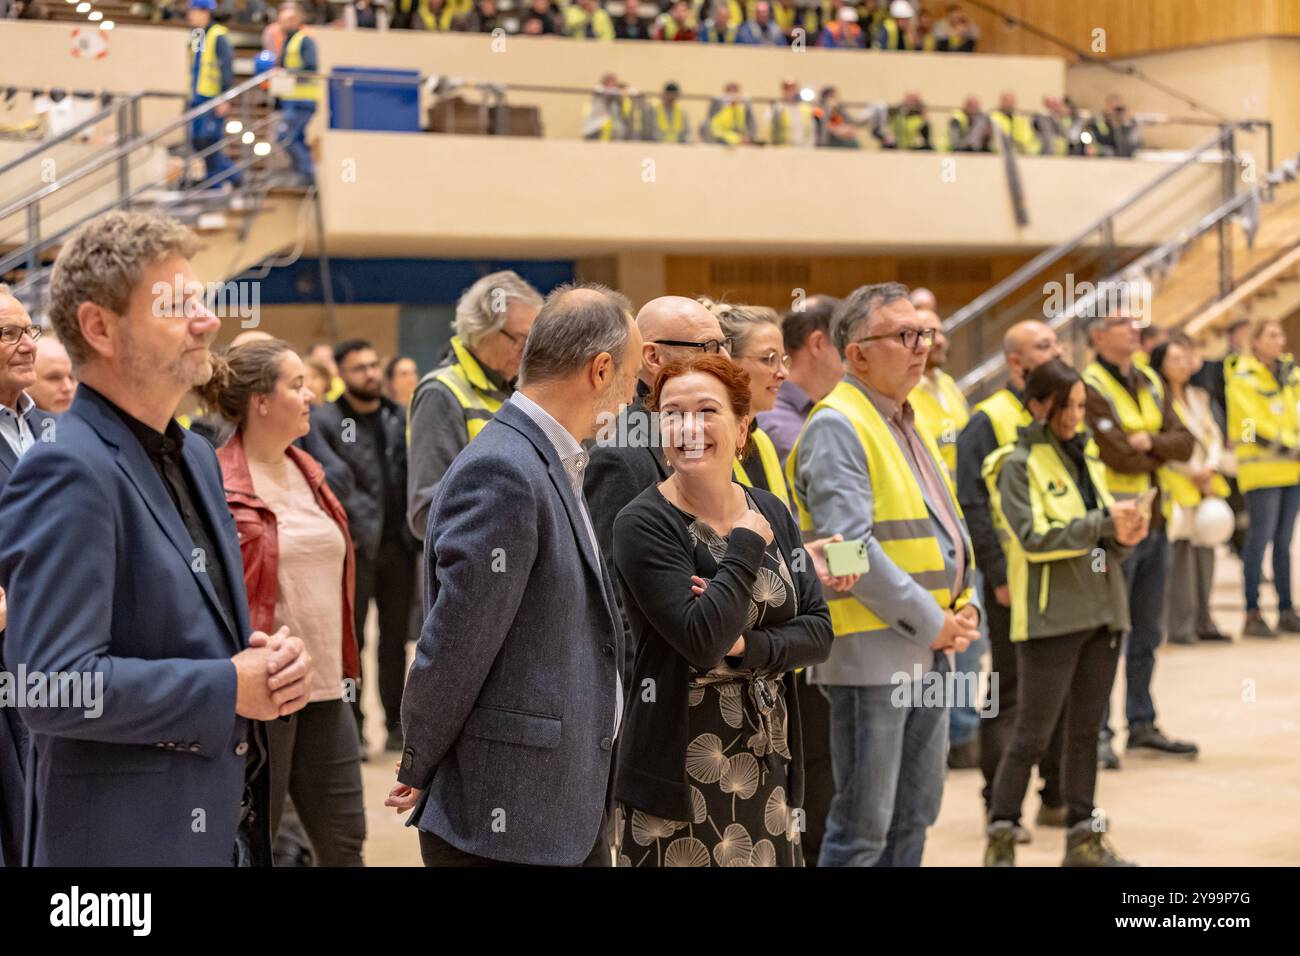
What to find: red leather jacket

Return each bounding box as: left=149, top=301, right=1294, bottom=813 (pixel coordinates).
left=217, top=431, right=360, bottom=681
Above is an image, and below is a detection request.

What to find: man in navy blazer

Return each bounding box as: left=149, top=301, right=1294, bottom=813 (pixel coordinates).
left=386, top=284, right=642, bottom=866
left=0, top=286, right=57, bottom=867
left=0, top=212, right=313, bottom=866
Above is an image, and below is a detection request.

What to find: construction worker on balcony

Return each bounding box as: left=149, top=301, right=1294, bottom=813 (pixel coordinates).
left=274, top=2, right=318, bottom=186
left=946, top=95, right=992, bottom=152
left=957, top=319, right=1065, bottom=835
left=563, top=0, right=615, bottom=40
left=186, top=0, right=241, bottom=189
left=645, top=82, right=690, bottom=144
left=1083, top=310, right=1198, bottom=768
left=877, top=0, right=918, bottom=50
left=1227, top=318, right=1300, bottom=638
left=770, top=78, right=817, bottom=148
left=990, top=92, right=1041, bottom=156
left=703, top=83, right=756, bottom=145
left=882, top=92, right=932, bottom=151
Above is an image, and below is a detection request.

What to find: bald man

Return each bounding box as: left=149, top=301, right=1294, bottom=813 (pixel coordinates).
left=28, top=335, right=77, bottom=415
left=910, top=287, right=938, bottom=313
left=955, top=320, right=1064, bottom=832
left=583, top=296, right=729, bottom=665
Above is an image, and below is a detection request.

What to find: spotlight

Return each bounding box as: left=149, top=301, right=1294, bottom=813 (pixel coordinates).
left=100, top=19, right=114, bottom=28
left=241, top=131, right=255, bottom=144
left=225, top=120, right=243, bottom=134
left=253, top=141, right=271, bottom=157
left=75, top=2, right=90, bottom=11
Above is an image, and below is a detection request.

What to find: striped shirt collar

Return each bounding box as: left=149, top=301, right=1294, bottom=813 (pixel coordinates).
left=509, top=391, right=588, bottom=483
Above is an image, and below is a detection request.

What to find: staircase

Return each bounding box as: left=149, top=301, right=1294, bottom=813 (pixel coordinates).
left=0, top=71, right=320, bottom=321
left=947, top=120, right=1297, bottom=398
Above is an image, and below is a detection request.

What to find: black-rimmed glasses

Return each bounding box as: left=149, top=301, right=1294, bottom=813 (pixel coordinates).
left=0, top=325, right=42, bottom=347
left=854, top=328, right=936, bottom=352
left=653, top=338, right=731, bottom=355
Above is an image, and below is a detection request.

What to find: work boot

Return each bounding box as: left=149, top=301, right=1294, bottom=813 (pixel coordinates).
left=947, top=738, right=980, bottom=770
left=1098, top=736, right=1121, bottom=770
left=1126, top=723, right=1199, bottom=758
left=984, top=820, right=1017, bottom=867
left=986, top=807, right=1031, bottom=844
left=1036, top=801, right=1068, bottom=828
left=1243, top=612, right=1277, bottom=638
left=1166, top=632, right=1196, bottom=645
left=1276, top=610, right=1300, bottom=633
left=1062, top=820, right=1136, bottom=867
left=1198, top=628, right=1232, bottom=642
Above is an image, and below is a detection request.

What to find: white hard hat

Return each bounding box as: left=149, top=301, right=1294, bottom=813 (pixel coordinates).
left=890, top=0, right=916, bottom=18
left=1192, top=497, right=1235, bottom=548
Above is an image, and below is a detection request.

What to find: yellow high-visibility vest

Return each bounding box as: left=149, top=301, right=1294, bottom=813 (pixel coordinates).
left=193, top=24, right=230, bottom=99
left=1163, top=396, right=1230, bottom=507
left=653, top=102, right=686, bottom=143
left=1227, top=353, right=1300, bottom=492
left=709, top=102, right=748, bottom=145
left=1082, top=360, right=1165, bottom=499
left=788, top=380, right=974, bottom=638
left=408, top=336, right=504, bottom=445
left=990, top=108, right=1040, bottom=155
left=971, top=387, right=1031, bottom=450
left=733, top=426, right=790, bottom=508
left=281, top=31, right=320, bottom=103
left=772, top=101, right=814, bottom=146
left=983, top=435, right=1116, bottom=641
left=910, top=369, right=970, bottom=477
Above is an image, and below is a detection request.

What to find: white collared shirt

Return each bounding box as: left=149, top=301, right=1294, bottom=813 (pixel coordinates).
left=0, top=391, right=35, bottom=461
left=509, top=391, right=623, bottom=738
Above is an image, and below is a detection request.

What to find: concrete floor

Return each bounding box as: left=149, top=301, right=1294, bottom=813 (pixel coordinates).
left=354, top=544, right=1300, bottom=867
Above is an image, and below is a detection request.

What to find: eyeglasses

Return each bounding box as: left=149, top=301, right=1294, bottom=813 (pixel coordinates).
left=854, top=327, right=936, bottom=352
left=653, top=338, right=731, bottom=355
left=743, top=350, right=792, bottom=372
left=0, top=325, right=42, bottom=346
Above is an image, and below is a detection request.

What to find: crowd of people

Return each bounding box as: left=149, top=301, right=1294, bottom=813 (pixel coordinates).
left=0, top=207, right=1293, bottom=868
left=132, top=0, right=980, bottom=50
left=585, top=76, right=1143, bottom=156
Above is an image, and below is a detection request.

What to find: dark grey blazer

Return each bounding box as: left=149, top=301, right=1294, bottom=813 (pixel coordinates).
left=0, top=401, right=56, bottom=868
left=398, top=399, right=623, bottom=866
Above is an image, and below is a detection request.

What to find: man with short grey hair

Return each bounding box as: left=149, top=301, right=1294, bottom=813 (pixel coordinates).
left=407, top=270, right=542, bottom=541
left=790, top=281, right=980, bottom=867
left=387, top=283, right=641, bottom=866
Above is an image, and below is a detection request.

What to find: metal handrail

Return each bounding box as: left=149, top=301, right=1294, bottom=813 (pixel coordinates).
left=943, top=122, right=1263, bottom=338
left=955, top=178, right=1281, bottom=395
left=0, top=93, right=143, bottom=180
left=0, top=69, right=278, bottom=225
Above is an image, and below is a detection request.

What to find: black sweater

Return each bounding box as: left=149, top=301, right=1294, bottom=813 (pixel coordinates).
left=610, top=482, right=833, bottom=822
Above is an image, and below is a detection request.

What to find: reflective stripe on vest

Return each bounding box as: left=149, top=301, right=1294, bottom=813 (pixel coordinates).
left=281, top=31, right=319, bottom=102
left=430, top=336, right=503, bottom=442
left=733, top=426, right=790, bottom=508
left=910, top=370, right=969, bottom=477
left=1227, top=353, right=1300, bottom=491
left=788, top=380, right=969, bottom=637
left=655, top=103, right=685, bottom=142
left=983, top=436, right=1115, bottom=641
left=194, top=24, right=230, bottom=99
left=1083, top=360, right=1164, bottom=498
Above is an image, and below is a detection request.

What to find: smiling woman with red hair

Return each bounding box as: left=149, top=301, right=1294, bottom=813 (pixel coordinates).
left=608, top=354, right=833, bottom=867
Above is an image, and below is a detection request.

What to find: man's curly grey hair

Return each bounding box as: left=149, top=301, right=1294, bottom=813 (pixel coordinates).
left=453, top=271, right=544, bottom=348
left=47, top=210, right=200, bottom=371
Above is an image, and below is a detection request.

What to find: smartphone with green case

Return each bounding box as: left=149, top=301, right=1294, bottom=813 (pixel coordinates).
left=823, top=539, right=870, bottom=577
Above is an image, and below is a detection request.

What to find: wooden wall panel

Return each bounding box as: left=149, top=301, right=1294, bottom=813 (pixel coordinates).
left=969, top=0, right=1300, bottom=60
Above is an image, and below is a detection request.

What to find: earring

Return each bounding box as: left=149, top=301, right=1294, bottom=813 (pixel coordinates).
left=259, top=404, right=268, bottom=416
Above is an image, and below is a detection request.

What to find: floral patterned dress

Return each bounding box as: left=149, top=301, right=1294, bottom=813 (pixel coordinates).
left=617, top=494, right=803, bottom=867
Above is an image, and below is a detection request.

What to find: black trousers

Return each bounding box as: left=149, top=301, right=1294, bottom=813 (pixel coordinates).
left=990, top=626, right=1121, bottom=829
left=795, top=672, right=833, bottom=865
left=418, top=823, right=612, bottom=867
left=978, top=577, right=1064, bottom=809
left=266, top=699, right=367, bottom=866
left=353, top=537, right=417, bottom=734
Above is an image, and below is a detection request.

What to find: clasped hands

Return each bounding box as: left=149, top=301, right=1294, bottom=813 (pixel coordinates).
left=232, top=625, right=313, bottom=721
